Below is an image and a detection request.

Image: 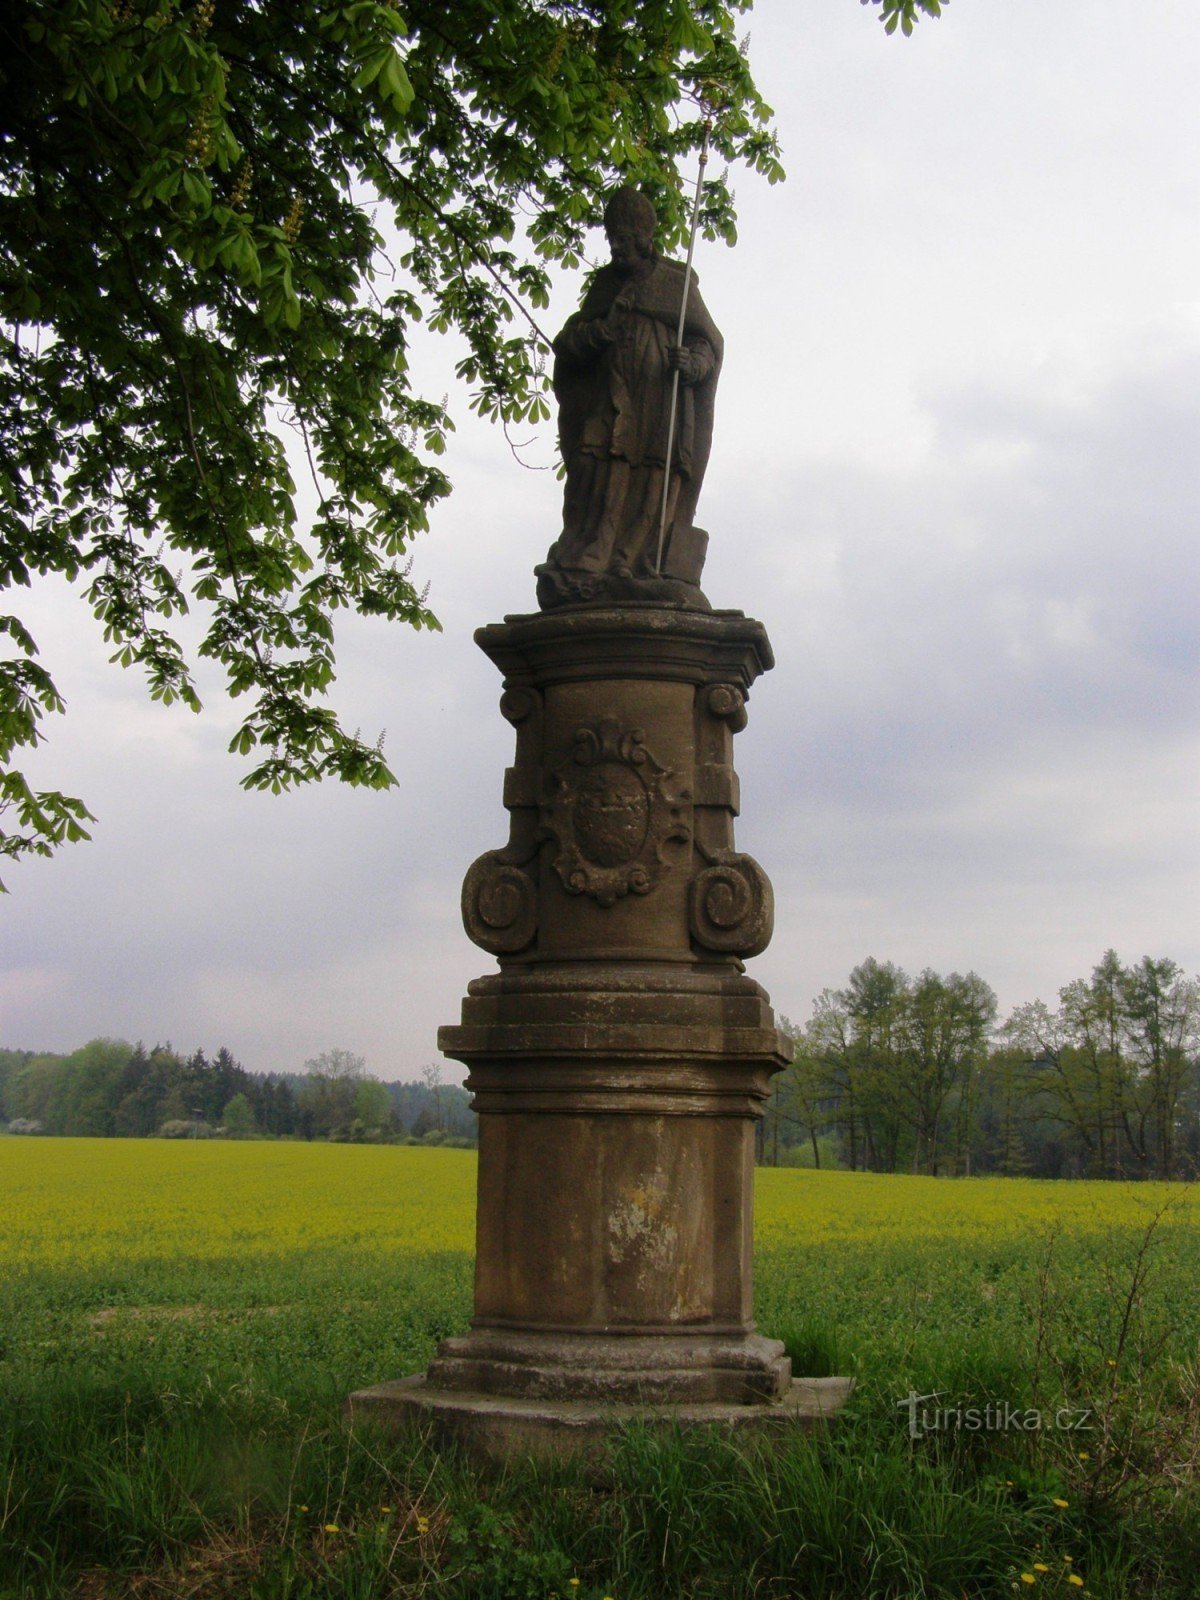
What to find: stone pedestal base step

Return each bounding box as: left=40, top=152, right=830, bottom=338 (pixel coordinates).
left=347, top=1374, right=855, bottom=1470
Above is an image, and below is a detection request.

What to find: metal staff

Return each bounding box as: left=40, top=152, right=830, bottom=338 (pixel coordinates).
left=653, top=120, right=712, bottom=578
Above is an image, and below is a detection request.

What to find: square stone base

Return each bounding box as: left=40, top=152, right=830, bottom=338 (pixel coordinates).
left=347, top=1374, right=854, bottom=1471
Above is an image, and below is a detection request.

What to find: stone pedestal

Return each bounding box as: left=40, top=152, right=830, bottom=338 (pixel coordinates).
left=349, top=604, right=851, bottom=1460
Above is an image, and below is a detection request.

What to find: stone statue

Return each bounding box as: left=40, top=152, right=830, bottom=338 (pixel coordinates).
left=536, top=186, right=723, bottom=610
left=352, top=189, right=854, bottom=1468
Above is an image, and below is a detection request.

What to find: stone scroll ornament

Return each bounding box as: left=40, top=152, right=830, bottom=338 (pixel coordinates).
left=460, top=686, right=542, bottom=956
left=461, top=853, right=538, bottom=955
left=540, top=718, right=691, bottom=908
left=688, top=849, right=775, bottom=959
left=704, top=681, right=748, bottom=732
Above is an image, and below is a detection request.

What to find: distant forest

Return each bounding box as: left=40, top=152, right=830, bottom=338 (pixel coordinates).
left=0, top=1043, right=475, bottom=1146
left=3, top=951, right=1196, bottom=1180
left=766, top=951, right=1199, bottom=1181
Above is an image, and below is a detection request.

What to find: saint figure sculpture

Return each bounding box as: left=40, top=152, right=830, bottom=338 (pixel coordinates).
left=536, top=186, right=722, bottom=609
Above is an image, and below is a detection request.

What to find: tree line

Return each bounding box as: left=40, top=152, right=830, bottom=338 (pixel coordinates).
left=6, top=948, right=1195, bottom=1179
left=764, top=951, right=1200, bottom=1180
left=0, top=1042, right=474, bottom=1146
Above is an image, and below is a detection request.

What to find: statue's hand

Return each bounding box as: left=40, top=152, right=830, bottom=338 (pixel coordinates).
left=667, top=344, right=698, bottom=383
left=593, top=290, right=634, bottom=347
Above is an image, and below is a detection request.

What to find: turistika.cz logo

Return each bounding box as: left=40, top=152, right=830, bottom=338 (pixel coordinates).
left=897, top=1391, right=1095, bottom=1439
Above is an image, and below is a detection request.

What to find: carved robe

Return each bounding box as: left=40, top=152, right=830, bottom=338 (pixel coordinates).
left=548, top=257, right=723, bottom=581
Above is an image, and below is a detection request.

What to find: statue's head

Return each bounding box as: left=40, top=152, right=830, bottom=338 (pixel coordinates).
left=604, top=186, right=656, bottom=273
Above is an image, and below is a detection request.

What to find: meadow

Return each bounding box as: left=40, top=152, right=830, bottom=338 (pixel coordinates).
left=1, top=1140, right=1198, bottom=1599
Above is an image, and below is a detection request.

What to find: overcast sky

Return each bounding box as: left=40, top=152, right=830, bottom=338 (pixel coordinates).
left=4, top=0, right=1198, bottom=1081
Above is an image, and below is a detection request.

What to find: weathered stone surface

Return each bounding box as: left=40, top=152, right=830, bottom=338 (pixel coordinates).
left=460, top=853, right=538, bottom=954
left=347, top=1376, right=855, bottom=1471
left=538, top=186, right=722, bottom=606
left=428, top=1329, right=791, bottom=1404
left=354, top=602, right=851, bottom=1462
left=468, top=1105, right=759, bottom=1337
left=688, top=850, right=774, bottom=957
left=456, top=606, right=775, bottom=968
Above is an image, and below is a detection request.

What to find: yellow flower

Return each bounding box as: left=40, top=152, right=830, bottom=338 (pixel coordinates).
left=1077, top=1451, right=1089, bottom=1461
left=1053, top=1497, right=1069, bottom=1508
left=324, top=1523, right=340, bottom=1534
left=1034, top=1564, right=1049, bottom=1572
left=1067, top=1576, right=1084, bottom=1588
left=381, top=1504, right=393, bottom=1513
left=416, top=1515, right=430, bottom=1534
left=1107, top=1359, right=1117, bottom=1367
left=298, top=1504, right=309, bottom=1512
left=1021, top=1576, right=1036, bottom=1587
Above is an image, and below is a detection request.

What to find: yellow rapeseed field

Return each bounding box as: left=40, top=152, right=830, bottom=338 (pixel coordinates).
left=755, top=1166, right=1200, bottom=1247
left=3, top=1139, right=1197, bottom=1600
left=1, top=1137, right=1195, bottom=1269
left=0, top=1139, right=478, bottom=1265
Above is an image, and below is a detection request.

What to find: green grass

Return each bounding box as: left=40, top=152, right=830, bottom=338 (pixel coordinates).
left=1, top=1149, right=1198, bottom=1598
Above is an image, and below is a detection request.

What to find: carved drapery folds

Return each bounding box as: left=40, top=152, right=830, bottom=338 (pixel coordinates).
left=540, top=718, right=691, bottom=908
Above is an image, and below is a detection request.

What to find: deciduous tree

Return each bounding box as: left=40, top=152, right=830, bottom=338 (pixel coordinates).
left=221, top=1089, right=256, bottom=1137
left=0, top=0, right=786, bottom=882
left=1, top=1, right=949, bottom=884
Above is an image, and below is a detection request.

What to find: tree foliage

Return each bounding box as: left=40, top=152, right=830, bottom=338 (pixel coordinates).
left=0, top=1039, right=292, bottom=1136
left=784, top=961, right=995, bottom=1176
left=1003, top=952, right=1200, bottom=1181
left=0, top=1036, right=476, bottom=1142
left=0, top=0, right=790, bottom=883
left=861, top=0, right=946, bottom=38
left=770, top=951, right=1199, bottom=1180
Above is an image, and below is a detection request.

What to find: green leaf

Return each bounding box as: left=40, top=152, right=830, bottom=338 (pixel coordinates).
left=378, top=49, right=414, bottom=113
